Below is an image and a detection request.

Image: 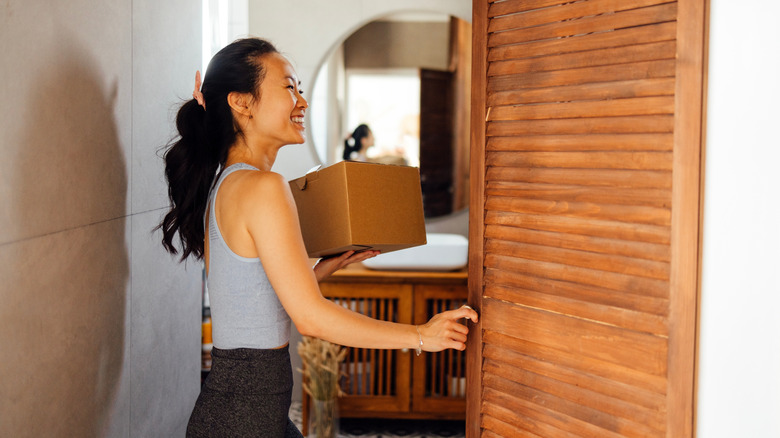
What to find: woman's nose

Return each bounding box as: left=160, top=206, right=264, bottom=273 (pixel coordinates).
left=298, top=92, right=308, bottom=109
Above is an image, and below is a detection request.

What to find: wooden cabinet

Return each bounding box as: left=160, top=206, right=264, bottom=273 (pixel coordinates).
left=301, top=266, right=468, bottom=432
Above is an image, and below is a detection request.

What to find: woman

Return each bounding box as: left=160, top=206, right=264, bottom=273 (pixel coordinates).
left=342, top=123, right=374, bottom=161
left=158, top=38, right=477, bottom=437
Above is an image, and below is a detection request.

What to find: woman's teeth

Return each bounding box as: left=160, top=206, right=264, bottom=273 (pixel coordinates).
left=292, top=116, right=304, bottom=124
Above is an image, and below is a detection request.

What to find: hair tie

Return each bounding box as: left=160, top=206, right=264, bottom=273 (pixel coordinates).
left=192, top=70, right=206, bottom=110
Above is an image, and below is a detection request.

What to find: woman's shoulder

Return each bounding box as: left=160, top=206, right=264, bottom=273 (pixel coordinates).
left=225, top=169, right=292, bottom=206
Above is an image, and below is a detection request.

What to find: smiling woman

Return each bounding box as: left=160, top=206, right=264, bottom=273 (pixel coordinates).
left=158, top=36, right=477, bottom=438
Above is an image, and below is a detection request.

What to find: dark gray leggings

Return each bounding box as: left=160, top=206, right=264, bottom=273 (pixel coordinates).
left=186, top=346, right=304, bottom=437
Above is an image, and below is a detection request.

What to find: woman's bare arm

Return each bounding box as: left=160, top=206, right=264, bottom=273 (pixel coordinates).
left=235, top=171, right=478, bottom=351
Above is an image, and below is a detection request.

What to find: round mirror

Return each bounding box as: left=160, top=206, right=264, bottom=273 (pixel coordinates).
left=308, top=12, right=471, bottom=220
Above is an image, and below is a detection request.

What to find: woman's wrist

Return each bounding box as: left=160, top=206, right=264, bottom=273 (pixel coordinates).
left=414, top=325, right=424, bottom=355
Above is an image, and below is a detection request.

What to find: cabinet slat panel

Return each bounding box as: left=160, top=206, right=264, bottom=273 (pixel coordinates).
left=486, top=253, right=669, bottom=300
left=486, top=182, right=672, bottom=209
left=489, top=3, right=677, bottom=47
left=485, top=268, right=669, bottom=317
left=489, top=60, right=676, bottom=92
left=489, top=41, right=676, bottom=77
left=485, top=211, right=671, bottom=245
left=489, top=22, right=676, bottom=63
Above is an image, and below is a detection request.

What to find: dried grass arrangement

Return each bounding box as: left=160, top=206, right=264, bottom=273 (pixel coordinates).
left=297, top=336, right=347, bottom=400
left=298, top=336, right=347, bottom=438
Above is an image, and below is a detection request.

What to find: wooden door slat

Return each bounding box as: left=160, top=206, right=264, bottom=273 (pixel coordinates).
left=485, top=253, right=670, bottom=298
left=489, top=0, right=672, bottom=32
left=489, top=3, right=677, bottom=47
left=484, top=386, right=626, bottom=438
left=484, top=346, right=667, bottom=427
left=486, top=238, right=670, bottom=280
left=489, top=22, right=676, bottom=63
left=484, top=373, right=664, bottom=437
left=486, top=167, right=672, bottom=189
left=489, top=59, right=675, bottom=91
left=482, top=298, right=668, bottom=375
left=489, top=96, right=674, bottom=123
left=488, top=77, right=675, bottom=107
left=486, top=150, right=673, bottom=170
left=485, top=195, right=671, bottom=226
left=487, top=115, right=674, bottom=136
left=486, top=132, right=674, bottom=152
left=484, top=268, right=669, bottom=317
left=488, top=283, right=668, bottom=335
left=485, top=210, right=671, bottom=245
left=485, top=222, right=670, bottom=261
left=489, top=41, right=676, bottom=77
left=485, top=181, right=672, bottom=209
left=484, top=331, right=668, bottom=394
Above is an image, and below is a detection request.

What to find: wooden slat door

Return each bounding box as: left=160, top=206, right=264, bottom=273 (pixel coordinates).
left=467, top=1, right=707, bottom=437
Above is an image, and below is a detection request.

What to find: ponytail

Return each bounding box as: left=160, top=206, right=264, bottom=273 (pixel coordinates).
left=158, top=38, right=278, bottom=261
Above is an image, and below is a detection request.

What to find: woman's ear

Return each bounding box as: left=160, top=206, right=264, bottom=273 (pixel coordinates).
left=227, top=91, right=253, bottom=117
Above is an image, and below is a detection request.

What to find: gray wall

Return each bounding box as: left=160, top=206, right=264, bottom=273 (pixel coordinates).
left=0, top=1, right=202, bottom=437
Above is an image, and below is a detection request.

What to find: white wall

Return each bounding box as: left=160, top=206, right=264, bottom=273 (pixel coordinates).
left=698, top=0, right=780, bottom=436
left=0, top=1, right=202, bottom=437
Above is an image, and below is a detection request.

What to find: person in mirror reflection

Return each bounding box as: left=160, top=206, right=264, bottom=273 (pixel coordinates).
left=157, top=38, right=478, bottom=438
left=342, top=123, right=374, bottom=161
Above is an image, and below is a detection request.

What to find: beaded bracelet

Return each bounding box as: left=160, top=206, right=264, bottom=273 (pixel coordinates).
left=415, top=326, right=423, bottom=356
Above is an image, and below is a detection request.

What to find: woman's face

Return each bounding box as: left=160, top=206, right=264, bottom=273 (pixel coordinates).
left=248, top=52, right=308, bottom=147
left=362, top=131, right=375, bottom=149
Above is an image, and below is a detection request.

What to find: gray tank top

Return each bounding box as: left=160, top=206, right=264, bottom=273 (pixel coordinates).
left=206, top=163, right=291, bottom=349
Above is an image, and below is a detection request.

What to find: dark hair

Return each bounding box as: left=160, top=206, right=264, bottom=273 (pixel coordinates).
left=158, top=38, right=279, bottom=261
left=342, top=124, right=371, bottom=160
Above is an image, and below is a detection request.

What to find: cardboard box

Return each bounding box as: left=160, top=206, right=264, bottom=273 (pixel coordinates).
left=289, top=161, right=427, bottom=258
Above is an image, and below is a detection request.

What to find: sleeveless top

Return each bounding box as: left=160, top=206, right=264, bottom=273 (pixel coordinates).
left=206, top=163, right=291, bottom=349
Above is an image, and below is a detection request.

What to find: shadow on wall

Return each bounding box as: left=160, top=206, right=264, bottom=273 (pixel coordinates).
left=0, top=40, right=129, bottom=436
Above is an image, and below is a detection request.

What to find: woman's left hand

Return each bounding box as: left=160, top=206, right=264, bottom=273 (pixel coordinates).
left=313, top=250, right=380, bottom=282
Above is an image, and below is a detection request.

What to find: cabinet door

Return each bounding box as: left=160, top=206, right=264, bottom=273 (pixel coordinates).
left=412, top=284, right=469, bottom=416
left=320, top=282, right=414, bottom=415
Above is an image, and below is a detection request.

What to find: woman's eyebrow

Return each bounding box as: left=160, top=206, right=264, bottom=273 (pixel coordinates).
left=284, top=76, right=301, bottom=86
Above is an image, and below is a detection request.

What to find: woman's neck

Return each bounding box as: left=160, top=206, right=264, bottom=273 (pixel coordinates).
left=225, top=140, right=278, bottom=171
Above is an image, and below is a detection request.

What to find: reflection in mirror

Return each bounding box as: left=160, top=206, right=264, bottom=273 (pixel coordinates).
left=310, top=12, right=471, bottom=219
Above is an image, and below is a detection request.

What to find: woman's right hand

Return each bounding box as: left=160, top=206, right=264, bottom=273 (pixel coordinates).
left=418, top=306, right=479, bottom=352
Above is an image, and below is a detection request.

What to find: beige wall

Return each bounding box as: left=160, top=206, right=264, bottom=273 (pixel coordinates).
left=0, top=1, right=201, bottom=436
left=344, top=20, right=449, bottom=70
